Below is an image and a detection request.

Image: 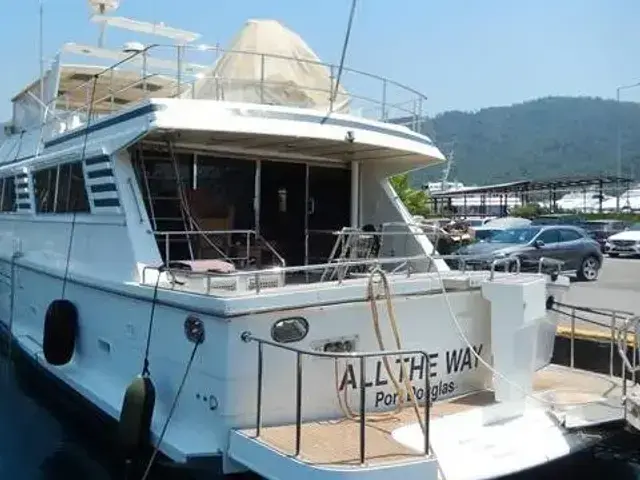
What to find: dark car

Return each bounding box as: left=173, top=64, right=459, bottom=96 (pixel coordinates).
left=455, top=225, right=603, bottom=281
left=582, top=220, right=631, bottom=252
left=530, top=214, right=587, bottom=226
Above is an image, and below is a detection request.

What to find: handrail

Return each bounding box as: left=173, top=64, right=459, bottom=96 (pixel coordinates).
left=140, top=252, right=558, bottom=295
left=552, top=299, right=634, bottom=376
left=240, top=331, right=431, bottom=464
left=614, top=315, right=640, bottom=423
left=154, top=228, right=286, bottom=268
left=616, top=316, right=640, bottom=375
left=45, top=43, right=429, bottom=136
left=538, top=257, right=564, bottom=275
left=489, top=256, right=520, bottom=280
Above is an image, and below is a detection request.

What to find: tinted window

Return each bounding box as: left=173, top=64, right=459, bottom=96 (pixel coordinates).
left=33, top=162, right=89, bottom=214
left=537, top=228, right=561, bottom=244
left=585, top=221, right=624, bottom=232
left=475, top=229, right=498, bottom=241
left=559, top=228, right=582, bottom=242
left=33, top=167, right=57, bottom=213
left=584, top=222, right=605, bottom=231
left=489, top=227, right=540, bottom=244
left=0, top=177, right=15, bottom=212
left=57, top=162, right=89, bottom=212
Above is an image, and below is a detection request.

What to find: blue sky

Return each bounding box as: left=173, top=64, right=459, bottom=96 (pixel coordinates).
left=2, top=0, right=640, bottom=120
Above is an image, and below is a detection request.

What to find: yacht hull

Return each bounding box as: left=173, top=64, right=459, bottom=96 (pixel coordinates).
left=0, top=255, right=608, bottom=479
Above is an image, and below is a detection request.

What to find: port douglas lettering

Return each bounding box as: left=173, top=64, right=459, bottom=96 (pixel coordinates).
left=338, top=344, right=484, bottom=406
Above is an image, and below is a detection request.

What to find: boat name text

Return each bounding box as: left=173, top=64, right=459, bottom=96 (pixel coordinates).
left=338, top=344, right=484, bottom=406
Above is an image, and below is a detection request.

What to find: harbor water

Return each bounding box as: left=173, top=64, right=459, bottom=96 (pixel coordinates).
left=1, top=350, right=639, bottom=479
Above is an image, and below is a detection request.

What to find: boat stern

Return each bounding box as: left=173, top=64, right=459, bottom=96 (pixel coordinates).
left=227, top=427, right=439, bottom=480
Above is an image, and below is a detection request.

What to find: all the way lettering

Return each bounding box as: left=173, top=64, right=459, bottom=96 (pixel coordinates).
left=338, top=353, right=437, bottom=391
left=445, top=344, right=483, bottom=374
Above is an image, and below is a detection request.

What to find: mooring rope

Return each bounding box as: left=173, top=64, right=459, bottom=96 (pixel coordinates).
left=140, top=328, right=203, bottom=480
left=334, top=267, right=424, bottom=431
left=141, top=270, right=163, bottom=377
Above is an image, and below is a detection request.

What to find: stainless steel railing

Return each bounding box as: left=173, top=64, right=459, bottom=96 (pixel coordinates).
left=154, top=229, right=285, bottom=268
left=239, top=331, right=431, bottom=464
left=615, top=315, right=640, bottom=423
left=551, top=300, right=635, bottom=377
left=139, top=251, right=554, bottom=296
left=44, top=43, right=429, bottom=138
left=489, top=256, right=521, bottom=280
left=537, top=257, right=564, bottom=276
left=141, top=253, right=436, bottom=294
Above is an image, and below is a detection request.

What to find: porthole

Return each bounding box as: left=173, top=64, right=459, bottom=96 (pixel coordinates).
left=271, top=317, right=309, bottom=344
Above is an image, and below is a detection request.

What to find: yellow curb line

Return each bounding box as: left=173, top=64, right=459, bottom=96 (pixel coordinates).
left=556, top=325, right=637, bottom=347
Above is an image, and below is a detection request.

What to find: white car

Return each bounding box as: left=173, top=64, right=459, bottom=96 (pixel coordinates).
left=605, top=222, right=640, bottom=257
left=473, top=216, right=532, bottom=242
left=465, top=216, right=495, bottom=228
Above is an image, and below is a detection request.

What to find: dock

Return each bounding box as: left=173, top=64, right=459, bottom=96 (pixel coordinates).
left=552, top=305, right=638, bottom=378
left=547, top=257, right=640, bottom=377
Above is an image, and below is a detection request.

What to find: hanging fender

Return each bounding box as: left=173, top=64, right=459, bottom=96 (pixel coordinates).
left=118, top=376, right=156, bottom=460
left=42, top=299, right=79, bottom=366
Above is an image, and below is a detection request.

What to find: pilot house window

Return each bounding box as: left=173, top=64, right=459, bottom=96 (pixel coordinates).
left=0, top=177, right=16, bottom=212
left=33, top=162, right=90, bottom=213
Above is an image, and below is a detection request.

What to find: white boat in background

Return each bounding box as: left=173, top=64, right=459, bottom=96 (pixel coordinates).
left=425, top=182, right=521, bottom=217
left=0, top=2, right=636, bottom=479
left=602, top=183, right=640, bottom=212
left=555, top=188, right=613, bottom=213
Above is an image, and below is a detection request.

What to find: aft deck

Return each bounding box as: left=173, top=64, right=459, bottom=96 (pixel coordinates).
left=237, top=389, right=495, bottom=466
left=231, top=364, right=621, bottom=468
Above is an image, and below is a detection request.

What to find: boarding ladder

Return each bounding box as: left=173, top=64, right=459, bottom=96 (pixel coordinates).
left=134, top=143, right=230, bottom=264
left=320, top=226, right=380, bottom=282
left=134, top=144, right=195, bottom=261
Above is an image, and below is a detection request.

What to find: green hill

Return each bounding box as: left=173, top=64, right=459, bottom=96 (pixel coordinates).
left=410, top=96, right=640, bottom=188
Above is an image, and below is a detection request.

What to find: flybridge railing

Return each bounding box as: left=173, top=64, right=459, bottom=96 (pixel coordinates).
left=43, top=43, right=428, bottom=137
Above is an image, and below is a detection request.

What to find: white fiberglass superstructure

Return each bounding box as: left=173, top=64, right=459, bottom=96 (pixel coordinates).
left=0, top=4, right=630, bottom=480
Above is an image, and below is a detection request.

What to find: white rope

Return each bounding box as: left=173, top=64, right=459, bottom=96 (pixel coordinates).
left=333, top=267, right=424, bottom=431
left=430, top=258, right=607, bottom=408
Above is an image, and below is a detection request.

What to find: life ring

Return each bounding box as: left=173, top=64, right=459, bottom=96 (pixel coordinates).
left=118, top=376, right=156, bottom=459
left=43, top=299, right=78, bottom=366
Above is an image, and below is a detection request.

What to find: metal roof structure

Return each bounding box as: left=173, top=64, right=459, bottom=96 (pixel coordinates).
left=428, top=175, right=633, bottom=198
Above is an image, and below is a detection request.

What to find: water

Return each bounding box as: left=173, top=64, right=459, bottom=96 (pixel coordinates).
left=0, top=350, right=639, bottom=480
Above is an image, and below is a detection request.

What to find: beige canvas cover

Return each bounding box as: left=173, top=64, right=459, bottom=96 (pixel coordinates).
left=192, top=19, right=350, bottom=113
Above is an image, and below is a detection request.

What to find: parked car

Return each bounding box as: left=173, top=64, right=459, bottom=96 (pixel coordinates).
left=456, top=225, right=603, bottom=281
left=583, top=219, right=631, bottom=252
left=604, top=222, right=640, bottom=257
left=472, top=216, right=532, bottom=242
left=530, top=214, right=587, bottom=226
left=465, top=216, right=495, bottom=228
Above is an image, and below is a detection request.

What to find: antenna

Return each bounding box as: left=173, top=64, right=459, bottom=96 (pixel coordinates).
left=440, top=143, right=455, bottom=191
left=320, top=0, right=358, bottom=125
left=39, top=0, right=44, bottom=119
left=88, top=0, right=121, bottom=47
